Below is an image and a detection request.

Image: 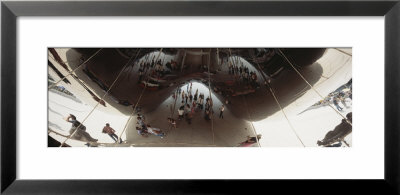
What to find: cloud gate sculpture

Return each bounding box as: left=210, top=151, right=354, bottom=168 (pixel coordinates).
left=48, top=48, right=352, bottom=147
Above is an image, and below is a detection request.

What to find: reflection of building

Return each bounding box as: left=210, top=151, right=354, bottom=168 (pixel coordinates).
left=48, top=48, right=352, bottom=147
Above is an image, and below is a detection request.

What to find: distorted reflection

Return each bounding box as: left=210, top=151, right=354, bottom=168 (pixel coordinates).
left=48, top=48, right=352, bottom=147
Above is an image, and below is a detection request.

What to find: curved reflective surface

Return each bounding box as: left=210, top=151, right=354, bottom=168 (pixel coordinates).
left=48, top=48, right=352, bottom=147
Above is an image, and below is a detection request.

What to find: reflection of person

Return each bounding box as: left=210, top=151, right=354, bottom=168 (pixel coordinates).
left=178, top=106, right=184, bottom=120
left=136, top=127, right=148, bottom=137
left=246, top=134, right=262, bottom=143
left=317, top=112, right=352, bottom=147
left=167, top=118, right=177, bottom=129
left=137, top=116, right=146, bottom=129
left=238, top=134, right=262, bottom=147
left=333, top=97, right=342, bottom=111
left=65, top=114, right=98, bottom=142
left=146, top=125, right=165, bottom=138
left=219, top=105, right=225, bottom=119
left=102, top=123, right=122, bottom=143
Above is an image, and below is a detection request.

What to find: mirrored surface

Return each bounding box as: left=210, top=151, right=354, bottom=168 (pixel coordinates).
left=48, top=48, right=352, bottom=147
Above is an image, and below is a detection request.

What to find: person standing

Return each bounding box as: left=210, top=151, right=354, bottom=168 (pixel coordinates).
left=333, top=97, right=343, bottom=111
left=192, top=100, right=197, bottom=111
left=102, top=123, right=123, bottom=143
left=199, top=96, right=204, bottom=110
left=194, top=89, right=198, bottom=102
left=204, top=108, right=210, bottom=121
left=167, top=118, right=177, bottom=130
left=189, top=93, right=193, bottom=102
left=178, top=106, right=184, bottom=120
left=65, top=114, right=98, bottom=142
left=219, top=105, right=225, bottom=119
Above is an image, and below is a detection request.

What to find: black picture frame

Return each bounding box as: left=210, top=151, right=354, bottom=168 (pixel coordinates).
left=1, top=0, right=399, bottom=194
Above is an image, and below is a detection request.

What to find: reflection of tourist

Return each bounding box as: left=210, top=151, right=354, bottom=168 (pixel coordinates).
left=317, top=112, right=352, bottom=147
left=204, top=108, right=211, bottom=121
left=219, top=105, right=225, bottom=119
left=194, top=89, right=198, bottom=102
left=102, top=123, right=122, bottom=144
left=65, top=114, right=98, bottom=142
left=333, top=97, right=342, bottom=111
left=238, top=134, right=262, bottom=147
left=339, top=96, right=349, bottom=108
left=167, top=118, right=177, bottom=129
left=178, top=106, right=184, bottom=120
left=137, top=116, right=146, bottom=129
left=146, top=125, right=165, bottom=138
left=136, top=127, right=148, bottom=137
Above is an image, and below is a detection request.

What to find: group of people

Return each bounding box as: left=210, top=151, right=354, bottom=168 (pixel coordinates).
left=165, top=60, right=179, bottom=71
left=135, top=115, right=166, bottom=138
left=175, top=82, right=222, bottom=123
left=137, top=56, right=181, bottom=88
left=65, top=113, right=261, bottom=146
left=137, top=58, right=161, bottom=84
left=228, top=62, right=259, bottom=88
left=311, top=88, right=352, bottom=112
left=331, top=90, right=352, bottom=111
left=65, top=114, right=124, bottom=144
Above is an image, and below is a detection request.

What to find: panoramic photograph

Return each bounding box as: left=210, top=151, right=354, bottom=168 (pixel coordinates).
left=48, top=48, right=352, bottom=147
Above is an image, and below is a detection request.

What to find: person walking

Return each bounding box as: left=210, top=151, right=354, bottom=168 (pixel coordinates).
left=219, top=105, right=225, bottom=119
left=102, top=123, right=123, bottom=143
